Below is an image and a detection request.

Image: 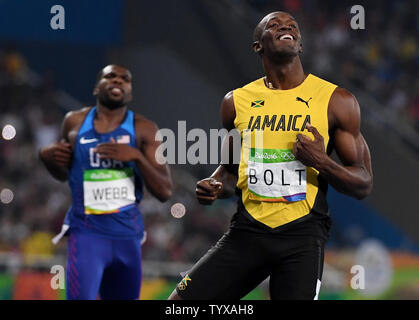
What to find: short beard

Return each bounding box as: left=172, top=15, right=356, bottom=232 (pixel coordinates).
left=97, top=93, right=127, bottom=110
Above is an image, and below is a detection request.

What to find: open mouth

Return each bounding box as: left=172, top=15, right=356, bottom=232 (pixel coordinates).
left=109, top=87, right=124, bottom=96
left=278, top=34, right=294, bottom=41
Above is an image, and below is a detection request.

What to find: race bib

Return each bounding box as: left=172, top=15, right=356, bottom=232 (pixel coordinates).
left=83, top=168, right=136, bottom=214
left=248, top=148, right=306, bottom=202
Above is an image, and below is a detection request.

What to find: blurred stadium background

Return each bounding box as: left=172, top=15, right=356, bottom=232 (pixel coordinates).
left=0, top=0, right=418, bottom=300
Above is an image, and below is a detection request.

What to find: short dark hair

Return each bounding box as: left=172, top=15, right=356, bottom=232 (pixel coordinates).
left=95, top=68, right=104, bottom=86
left=94, top=64, right=131, bottom=87
left=253, top=11, right=297, bottom=42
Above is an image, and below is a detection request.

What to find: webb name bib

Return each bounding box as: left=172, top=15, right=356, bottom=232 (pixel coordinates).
left=83, top=168, right=136, bottom=214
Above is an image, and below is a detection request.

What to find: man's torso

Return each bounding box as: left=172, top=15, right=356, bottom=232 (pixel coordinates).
left=65, top=106, right=145, bottom=239
left=231, top=74, right=337, bottom=236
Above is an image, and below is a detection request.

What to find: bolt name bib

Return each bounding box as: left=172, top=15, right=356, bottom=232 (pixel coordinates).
left=248, top=148, right=306, bottom=202
left=83, top=168, right=136, bottom=214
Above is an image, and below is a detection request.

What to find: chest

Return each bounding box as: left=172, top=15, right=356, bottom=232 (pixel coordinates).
left=243, top=97, right=328, bottom=134
left=74, top=131, right=135, bottom=169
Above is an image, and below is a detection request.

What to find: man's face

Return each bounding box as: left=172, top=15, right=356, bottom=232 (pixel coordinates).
left=94, top=65, right=133, bottom=109
left=254, top=12, right=302, bottom=59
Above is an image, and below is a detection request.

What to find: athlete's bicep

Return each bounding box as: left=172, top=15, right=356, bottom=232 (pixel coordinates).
left=137, top=119, right=170, bottom=171
left=60, top=108, right=90, bottom=147
left=60, top=111, right=75, bottom=143
left=220, top=91, right=239, bottom=175
left=220, top=91, right=236, bottom=131
left=143, top=139, right=168, bottom=170
left=220, top=133, right=239, bottom=176
left=330, top=88, right=372, bottom=174
left=333, top=128, right=368, bottom=168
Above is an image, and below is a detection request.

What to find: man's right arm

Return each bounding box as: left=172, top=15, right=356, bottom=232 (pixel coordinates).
left=196, top=91, right=239, bottom=205
left=38, top=111, right=77, bottom=182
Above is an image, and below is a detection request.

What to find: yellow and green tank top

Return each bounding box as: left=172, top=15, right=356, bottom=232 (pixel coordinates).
left=233, top=74, right=337, bottom=230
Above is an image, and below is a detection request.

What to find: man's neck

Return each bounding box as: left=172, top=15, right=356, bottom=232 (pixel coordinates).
left=263, top=56, right=306, bottom=90
left=96, top=103, right=127, bottom=124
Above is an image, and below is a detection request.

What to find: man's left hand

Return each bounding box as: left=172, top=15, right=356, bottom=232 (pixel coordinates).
left=293, top=123, right=327, bottom=169
left=95, top=138, right=140, bottom=162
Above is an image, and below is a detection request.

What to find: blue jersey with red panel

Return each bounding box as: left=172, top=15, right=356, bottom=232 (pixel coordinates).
left=66, top=106, right=145, bottom=239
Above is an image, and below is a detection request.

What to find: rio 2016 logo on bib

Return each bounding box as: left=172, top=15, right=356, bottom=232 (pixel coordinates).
left=248, top=148, right=306, bottom=202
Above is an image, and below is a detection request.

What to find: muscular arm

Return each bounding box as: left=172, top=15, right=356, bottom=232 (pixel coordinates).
left=134, top=118, right=173, bottom=202
left=215, top=91, right=239, bottom=197
left=209, top=132, right=238, bottom=199
left=38, top=110, right=81, bottom=182
left=293, top=88, right=373, bottom=199
left=196, top=92, right=238, bottom=204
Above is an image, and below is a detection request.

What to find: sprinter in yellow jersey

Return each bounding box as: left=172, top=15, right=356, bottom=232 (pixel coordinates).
left=169, top=11, right=373, bottom=300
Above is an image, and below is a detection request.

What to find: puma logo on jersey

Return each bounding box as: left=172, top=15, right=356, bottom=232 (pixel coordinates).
left=80, top=137, right=98, bottom=144
left=296, top=97, right=312, bottom=108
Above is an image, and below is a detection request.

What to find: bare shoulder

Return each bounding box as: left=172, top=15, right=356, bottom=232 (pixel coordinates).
left=134, top=114, right=160, bottom=147
left=60, top=107, right=92, bottom=143
left=329, top=87, right=361, bottom=134
left=220, top=91, right=236, bottom=130
left=63, top=107, right=92, bottom=127
left=134, top=113, right=159, bottom=132
left=223, top=90, right=234, bottom=102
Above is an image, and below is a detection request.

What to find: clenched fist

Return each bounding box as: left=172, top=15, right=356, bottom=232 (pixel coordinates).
left=293, top=123, right=327, bottom=169
left=39, top=141, right=73, bottom=168
left=195, top=177, right=223, bottom=205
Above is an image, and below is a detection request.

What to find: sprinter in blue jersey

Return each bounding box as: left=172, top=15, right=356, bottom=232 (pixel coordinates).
left=39, top=65, right=173, bottom=299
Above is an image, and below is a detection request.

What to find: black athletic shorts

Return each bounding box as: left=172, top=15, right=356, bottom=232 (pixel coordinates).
left=175, top=228, right=326, bottom=300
